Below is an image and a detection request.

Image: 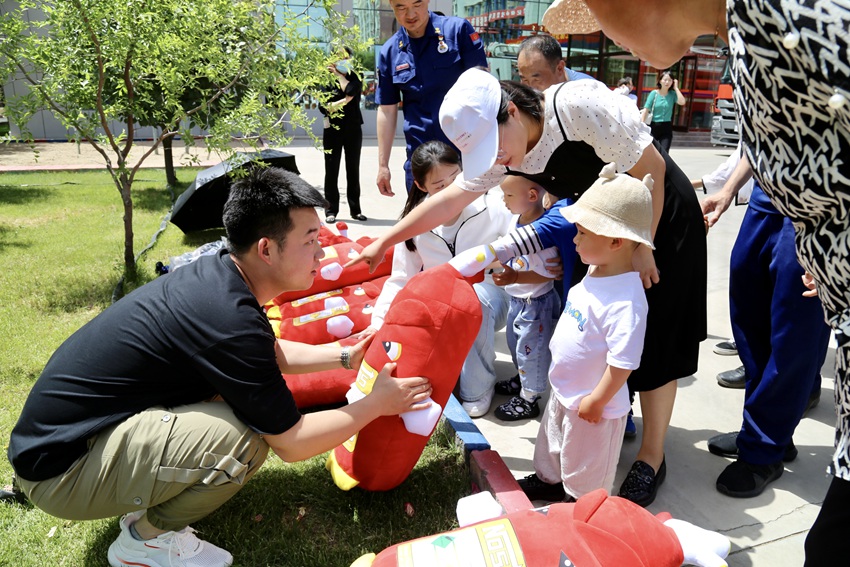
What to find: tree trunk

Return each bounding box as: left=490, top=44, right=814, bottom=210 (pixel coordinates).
left=120, top=173, right=136, bottom=274
left=162, top=133, right=178, bottom=186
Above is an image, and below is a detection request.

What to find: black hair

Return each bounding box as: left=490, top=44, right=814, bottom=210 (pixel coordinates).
left=402, top=141, right=461, bottom=252
left=223, top=166, right=328, bottom=256
left=618, top=76, right=633, bottom=87
left=497, top=80, right=544, bottom=125
left=517, top=34, right=563, bottom=69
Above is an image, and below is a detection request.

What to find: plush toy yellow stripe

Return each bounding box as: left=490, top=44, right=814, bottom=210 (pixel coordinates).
left=349, top=553, right=376, bottom=567
left=325, top=451, right=360, bottom=491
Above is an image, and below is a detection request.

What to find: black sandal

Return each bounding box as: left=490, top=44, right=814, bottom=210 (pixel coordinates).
left=494, top=395, right=540, bottom=421
left=325, top=214, right=336, bottom=224
left=351, top=213, right=367, bottom=221
left=495, top=375, right=521, bottom=396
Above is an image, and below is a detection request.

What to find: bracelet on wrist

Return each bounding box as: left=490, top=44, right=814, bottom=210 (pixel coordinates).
left=340, top=346, right=353, bottom=370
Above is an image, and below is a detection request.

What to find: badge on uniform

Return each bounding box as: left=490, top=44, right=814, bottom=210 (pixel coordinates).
left=470, top=32, right=481, bottom=43
left=396, top=63, right=410, bottom=71
left=434, top=26, right=448, bottom=54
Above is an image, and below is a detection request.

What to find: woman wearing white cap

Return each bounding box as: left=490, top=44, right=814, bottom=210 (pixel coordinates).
left=539, top=0, right=849, bottom=563
left=349, top=67, right=707, bottom=508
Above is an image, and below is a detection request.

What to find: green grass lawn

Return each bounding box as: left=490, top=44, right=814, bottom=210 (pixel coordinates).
left=0, top=169, right=470, bottom=566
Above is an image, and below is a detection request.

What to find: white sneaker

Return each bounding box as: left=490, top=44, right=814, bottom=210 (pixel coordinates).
left=462, top=390, right=494, bottom=418
left=108, top=511, right=233, bottom=567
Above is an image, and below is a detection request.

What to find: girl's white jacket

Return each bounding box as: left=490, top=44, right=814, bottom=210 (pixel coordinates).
left=371, top=188, right=513, bottom=329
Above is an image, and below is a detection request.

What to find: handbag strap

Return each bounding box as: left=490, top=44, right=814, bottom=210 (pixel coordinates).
left=552, top=81, right=569, bottom=141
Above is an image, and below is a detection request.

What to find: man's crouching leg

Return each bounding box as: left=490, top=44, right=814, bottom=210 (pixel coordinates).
left=142, top=401, right=269, bottom=530
left=18, top=401, right=269, bottom=567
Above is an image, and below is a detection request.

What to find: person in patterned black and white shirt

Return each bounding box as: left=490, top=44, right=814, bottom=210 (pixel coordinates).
left=540, top=1, right=849, bottom=565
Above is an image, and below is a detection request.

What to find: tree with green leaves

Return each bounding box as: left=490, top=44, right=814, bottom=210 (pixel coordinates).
left=0, top=0, right=362, bottom=275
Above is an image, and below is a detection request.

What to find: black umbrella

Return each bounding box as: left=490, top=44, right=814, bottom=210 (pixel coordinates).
left=170, top=149, right=300, bottom=232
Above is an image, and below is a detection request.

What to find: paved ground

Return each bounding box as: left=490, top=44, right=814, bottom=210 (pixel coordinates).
left=2, top=139, right=836, bottom=566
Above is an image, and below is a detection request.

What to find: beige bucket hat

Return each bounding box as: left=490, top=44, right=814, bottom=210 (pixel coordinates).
left=560, top=163, right=655, bottom=249
left=542, top=0, right=601, bottom=35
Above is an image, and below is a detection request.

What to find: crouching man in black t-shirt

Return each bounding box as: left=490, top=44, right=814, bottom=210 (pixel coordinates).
left=7, top=167, right=433, bottom=567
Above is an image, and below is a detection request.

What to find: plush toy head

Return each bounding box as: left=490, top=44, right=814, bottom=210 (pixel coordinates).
left=353, top=489, right=729, bottom=567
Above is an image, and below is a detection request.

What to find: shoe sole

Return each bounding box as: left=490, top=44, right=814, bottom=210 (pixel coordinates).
left=108, top=545, right=160, bottom=567
left=494, top=410, right=539, bottom=422
left=462, top=399, right=493, bottom=418
left=712, top=347, right=738, bottom=356
left=463, top=408, right=489, bottom=418
left=716, top=377, right=746, bottom=389
left=716, top=466, right=783, bottom=498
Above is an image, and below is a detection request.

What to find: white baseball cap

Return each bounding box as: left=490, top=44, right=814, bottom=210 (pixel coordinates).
left=439, top=68, right=501, bottom=180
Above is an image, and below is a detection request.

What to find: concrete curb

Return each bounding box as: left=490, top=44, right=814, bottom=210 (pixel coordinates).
left=443, top=395, right=533, bottom=514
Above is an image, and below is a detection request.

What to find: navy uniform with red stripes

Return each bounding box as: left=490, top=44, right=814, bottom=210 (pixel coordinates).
left=376, top=11, right=486, bottom=191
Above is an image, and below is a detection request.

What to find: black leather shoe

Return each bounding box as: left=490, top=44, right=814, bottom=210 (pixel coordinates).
left=716, top=459, right=783, bottom=498
left=716, top=365, right=746, bottom=389
left=713, top=340, right=738, bottom=356
left=707, top=432, right=798, bottom=462
left=618, top=458, right=666, bottom=507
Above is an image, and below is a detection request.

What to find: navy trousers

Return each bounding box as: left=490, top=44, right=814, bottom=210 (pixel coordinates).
left=730, top=207, right=831, bottom=465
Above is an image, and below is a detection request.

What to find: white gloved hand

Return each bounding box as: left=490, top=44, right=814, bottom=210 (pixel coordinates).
left=449, top=245, right=496, bottom=277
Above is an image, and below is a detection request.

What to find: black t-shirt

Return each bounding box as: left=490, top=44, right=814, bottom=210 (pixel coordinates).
left=319, top=72, right=364, bottom=129
left=8, top=250, right=301, bottom=481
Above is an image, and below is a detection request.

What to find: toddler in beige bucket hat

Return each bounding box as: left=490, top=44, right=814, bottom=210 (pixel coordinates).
left=560, top=162, right=655, bottom=250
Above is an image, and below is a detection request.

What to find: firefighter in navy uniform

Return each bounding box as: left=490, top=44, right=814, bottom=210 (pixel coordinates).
left=375, top=0, right=487, bottom=196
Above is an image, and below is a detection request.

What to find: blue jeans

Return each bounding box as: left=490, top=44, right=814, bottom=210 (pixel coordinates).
left=507, top=290, right=560, bottom=399
left=459, top=282, right=510, bottom=403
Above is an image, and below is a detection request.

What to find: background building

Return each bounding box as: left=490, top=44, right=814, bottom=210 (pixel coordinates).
left=3, top=0, right=729, bottom=144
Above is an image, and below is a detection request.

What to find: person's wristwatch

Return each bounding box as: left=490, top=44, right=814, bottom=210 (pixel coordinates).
left=340, top=346, right=353, bottom=370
